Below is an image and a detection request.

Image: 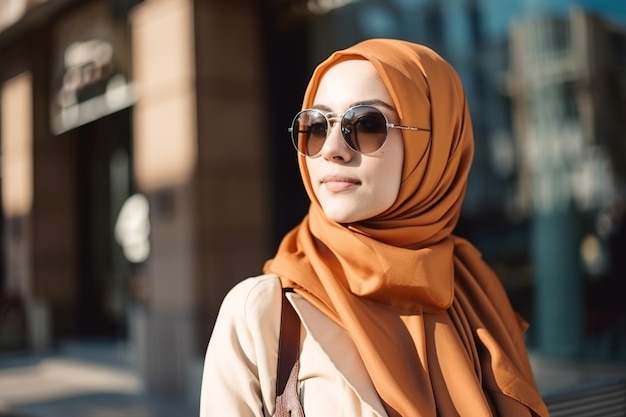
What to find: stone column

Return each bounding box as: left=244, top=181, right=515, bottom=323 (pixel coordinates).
left=129, top=0, right=269, bottom=402
left=130, top=0, right=199, bottom=397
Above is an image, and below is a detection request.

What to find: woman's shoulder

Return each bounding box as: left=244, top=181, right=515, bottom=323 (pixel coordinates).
left=219, top=273, right=283, bottom=326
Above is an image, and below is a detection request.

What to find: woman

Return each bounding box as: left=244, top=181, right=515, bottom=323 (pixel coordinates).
left=200, top=38, right=549, bottom=417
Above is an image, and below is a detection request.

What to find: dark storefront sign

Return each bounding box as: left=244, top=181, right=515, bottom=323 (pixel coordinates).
left=270, top=0, right=361, bottom=27
left=50, top=0, right=134, bottom=134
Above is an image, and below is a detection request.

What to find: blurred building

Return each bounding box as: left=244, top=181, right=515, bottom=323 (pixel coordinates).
left=508, top=7, right=626, bottom=358
left=0, top=0, right=311, bottom=405
left=1, top=0, right=625, bottom=409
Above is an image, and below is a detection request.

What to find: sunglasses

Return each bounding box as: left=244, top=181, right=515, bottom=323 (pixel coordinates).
left=288, top=104, right=430, bottom=157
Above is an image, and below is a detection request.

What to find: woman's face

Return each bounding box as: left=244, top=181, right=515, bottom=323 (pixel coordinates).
left=305, top=60, right=404, bottom=224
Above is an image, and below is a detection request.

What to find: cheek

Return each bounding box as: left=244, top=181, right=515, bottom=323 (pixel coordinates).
left=304, top=158, right=322, bottom=197
left=379, top=140, right=404, bottom=190
left=376, top=162, right=403, bottom=202
left=304, top=159, right=316, bottom=184
left=357, top=157, right=401, bottom=211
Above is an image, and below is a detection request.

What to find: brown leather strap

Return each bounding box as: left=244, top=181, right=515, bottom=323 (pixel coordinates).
left=274, top=289, right=305, bottom=417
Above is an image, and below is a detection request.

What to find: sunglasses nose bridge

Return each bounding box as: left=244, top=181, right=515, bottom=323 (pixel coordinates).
left=325, top=118, right=344, bottom=142
left=316, top=116, right=350, bottom=156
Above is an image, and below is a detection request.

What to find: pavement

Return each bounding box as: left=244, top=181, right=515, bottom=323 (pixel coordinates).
left=0, top=342, right=199, bottom=417
left=530, top=353, right=626, bottom=396
left=1, top=342, right=625, bottom=417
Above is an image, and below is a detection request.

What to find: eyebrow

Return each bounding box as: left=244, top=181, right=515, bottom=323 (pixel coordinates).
left=311, top=99, right=396, bottom=114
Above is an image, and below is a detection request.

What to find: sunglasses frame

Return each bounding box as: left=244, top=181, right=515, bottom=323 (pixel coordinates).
left=288, top=104, right=431, bottom=157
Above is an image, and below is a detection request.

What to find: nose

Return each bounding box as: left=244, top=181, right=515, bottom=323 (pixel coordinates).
left=319, top=121, right=353, bottom=162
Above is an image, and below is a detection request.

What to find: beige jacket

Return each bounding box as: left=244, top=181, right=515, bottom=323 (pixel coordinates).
left=199, top=274, right=388, bottom=417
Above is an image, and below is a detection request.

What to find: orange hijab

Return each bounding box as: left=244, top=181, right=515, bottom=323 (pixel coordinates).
left=264, top=39, right=548, bottom=417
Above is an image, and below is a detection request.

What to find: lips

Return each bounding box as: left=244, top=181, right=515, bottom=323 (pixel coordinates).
left=320, top=175, right=361, bottom=192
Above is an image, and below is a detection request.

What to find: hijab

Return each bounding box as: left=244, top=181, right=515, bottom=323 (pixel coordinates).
left=264, top=38, right=549, bottom=417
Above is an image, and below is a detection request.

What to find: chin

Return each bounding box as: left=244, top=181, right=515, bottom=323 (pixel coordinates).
left=322, top=209, right=364, bottom=224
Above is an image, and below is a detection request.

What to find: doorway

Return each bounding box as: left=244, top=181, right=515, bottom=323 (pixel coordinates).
left=75, top=108, right=134, bottom=340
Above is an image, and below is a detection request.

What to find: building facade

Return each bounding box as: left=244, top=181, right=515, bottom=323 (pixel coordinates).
left=508, top=7, right=626, bottom=358
left=0, top=0, right=311, bottom=402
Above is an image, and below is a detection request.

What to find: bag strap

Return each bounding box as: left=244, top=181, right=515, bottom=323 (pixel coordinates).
left=274, top=288, right=305, bottom=417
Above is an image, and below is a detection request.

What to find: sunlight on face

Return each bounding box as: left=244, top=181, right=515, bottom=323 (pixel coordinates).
left=305, top=60, right=404, bottom=224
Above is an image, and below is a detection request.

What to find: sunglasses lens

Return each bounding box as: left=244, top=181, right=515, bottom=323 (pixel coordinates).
left=291, top=110, right=328, bottom=156
left=342, top=107, right=388, bottom=153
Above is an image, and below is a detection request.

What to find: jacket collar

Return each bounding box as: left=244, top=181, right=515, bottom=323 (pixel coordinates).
left=287, top=292, right=388, bottom=417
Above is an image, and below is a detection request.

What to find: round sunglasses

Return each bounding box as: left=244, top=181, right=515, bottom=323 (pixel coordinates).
left=288, top=104, right=430, bottom=157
